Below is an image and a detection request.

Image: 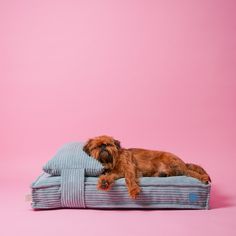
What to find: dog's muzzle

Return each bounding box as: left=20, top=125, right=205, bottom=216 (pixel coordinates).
left=98, top=144, right=113, bottom=164
left=101, top=144, right=107, bottom=152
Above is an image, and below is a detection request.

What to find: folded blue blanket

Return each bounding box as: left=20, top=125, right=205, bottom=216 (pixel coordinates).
left=31, top=142, right=211, bottom=209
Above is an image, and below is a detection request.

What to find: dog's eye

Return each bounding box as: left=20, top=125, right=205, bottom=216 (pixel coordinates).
left=101, top=144, right=111, bottom=147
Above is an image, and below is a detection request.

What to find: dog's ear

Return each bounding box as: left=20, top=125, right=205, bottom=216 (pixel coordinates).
left=114, top=139, right=121, bottom=150
left=83, top=141, right=91, bottom=155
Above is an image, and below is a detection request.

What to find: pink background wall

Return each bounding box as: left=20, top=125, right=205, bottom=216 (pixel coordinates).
left=0, top=0, right=236, bottom=235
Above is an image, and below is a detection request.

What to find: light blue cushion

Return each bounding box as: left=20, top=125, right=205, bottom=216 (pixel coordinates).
left=31, top=172, right=211, bottom=209
left=43, top=142, right=104, bottom=176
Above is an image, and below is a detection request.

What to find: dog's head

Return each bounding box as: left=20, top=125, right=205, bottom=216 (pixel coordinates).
left=83, top=135, right=121, bottom=170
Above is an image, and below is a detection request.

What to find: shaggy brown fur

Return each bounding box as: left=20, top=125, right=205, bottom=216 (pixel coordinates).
left=83, top=135, right=211, bottom=199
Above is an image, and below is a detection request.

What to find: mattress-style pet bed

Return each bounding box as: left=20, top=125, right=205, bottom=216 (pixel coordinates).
left=31, top=142, right=211, bottom=210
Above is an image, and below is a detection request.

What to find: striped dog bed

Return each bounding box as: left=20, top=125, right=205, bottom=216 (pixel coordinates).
left=31, top=142, right=211, bottom=209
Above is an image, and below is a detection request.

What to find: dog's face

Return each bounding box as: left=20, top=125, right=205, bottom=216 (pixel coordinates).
left=83, top=135, right=121, bottom=170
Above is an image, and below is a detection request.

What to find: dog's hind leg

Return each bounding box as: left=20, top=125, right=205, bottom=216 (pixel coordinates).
left=186, top=163, right=211, bottom=182
left=184, top=169, right=211, bottom=184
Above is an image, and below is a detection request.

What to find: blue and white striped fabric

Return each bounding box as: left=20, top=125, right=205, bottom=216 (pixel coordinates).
left=31, top=172, right=211, bottom=209
left=31, top=142, right=211, bottom=210
left=43, top=142, right=104, bottom=176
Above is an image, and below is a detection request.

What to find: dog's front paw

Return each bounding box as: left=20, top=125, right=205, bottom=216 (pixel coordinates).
left=201, top=174, right=211, bottom=184
left=129, top=186, right=141, bottom=199
left=97, top=176, right=112, bottom=191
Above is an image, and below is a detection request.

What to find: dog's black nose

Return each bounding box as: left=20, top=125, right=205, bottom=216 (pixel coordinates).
left=101, top=144, right=106, bottom=151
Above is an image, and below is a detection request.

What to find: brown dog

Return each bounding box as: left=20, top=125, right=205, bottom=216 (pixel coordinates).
left=83, top=135, right=211, bottom=199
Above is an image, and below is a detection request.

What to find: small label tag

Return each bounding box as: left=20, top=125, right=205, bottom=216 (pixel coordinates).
left=25, top=194, right=32, bottom=202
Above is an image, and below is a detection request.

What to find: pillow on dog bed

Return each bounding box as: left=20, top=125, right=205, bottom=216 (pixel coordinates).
left=43, top=142, right=104, bottom=176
